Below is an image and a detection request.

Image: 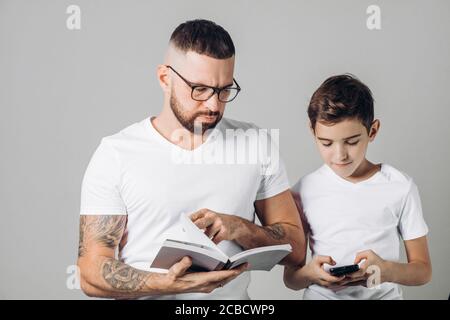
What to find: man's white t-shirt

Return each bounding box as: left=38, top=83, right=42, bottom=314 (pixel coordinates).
left=292, top=164, right=428, bottom=300
left=80, top=116, right=290, bottom=299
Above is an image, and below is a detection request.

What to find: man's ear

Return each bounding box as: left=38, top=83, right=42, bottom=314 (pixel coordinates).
left=157, top=64, right=171, bottom=94
left=368, top=119, right=380, bottom=142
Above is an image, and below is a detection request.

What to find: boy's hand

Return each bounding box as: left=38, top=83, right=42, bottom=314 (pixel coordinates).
left=345, top=249, right=388, bottom=284
left=304, top=255, right=345, bottom=288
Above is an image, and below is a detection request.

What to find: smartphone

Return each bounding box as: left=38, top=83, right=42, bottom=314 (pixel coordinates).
left=329, top=264, right=360, bottom=277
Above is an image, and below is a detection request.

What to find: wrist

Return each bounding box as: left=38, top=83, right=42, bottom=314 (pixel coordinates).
left=229, top=215, right=248, bottom=241
left=302, top=263, right=315, bottom=287
left=381, top=260, right=394, bottom=283
left=145, top=272, right=174, bottom=295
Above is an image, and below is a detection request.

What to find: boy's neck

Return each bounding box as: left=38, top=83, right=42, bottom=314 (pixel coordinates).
left=344, top=159, right=381, bottom=183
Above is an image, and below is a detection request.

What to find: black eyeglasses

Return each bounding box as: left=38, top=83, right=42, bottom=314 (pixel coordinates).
left=166, top=65, right=241, bottom=103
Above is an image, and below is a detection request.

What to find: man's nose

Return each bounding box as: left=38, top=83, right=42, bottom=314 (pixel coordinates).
left=204, top=93, right=221, bottom=112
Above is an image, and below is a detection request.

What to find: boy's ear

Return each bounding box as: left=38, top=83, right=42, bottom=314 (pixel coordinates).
left=368, top=119, right=380, bottom=142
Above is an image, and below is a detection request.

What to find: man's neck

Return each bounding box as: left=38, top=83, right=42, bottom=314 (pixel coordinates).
left=151, top=112, right=206, bottom=151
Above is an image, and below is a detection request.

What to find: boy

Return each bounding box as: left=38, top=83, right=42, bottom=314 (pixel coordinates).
left=284, top=74, right=432, bottom=299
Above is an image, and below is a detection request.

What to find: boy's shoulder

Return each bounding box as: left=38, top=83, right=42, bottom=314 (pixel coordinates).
left=377, top=164, right=418, bottom=197
left=292, top=163, right=415, bottom=194
left=378, top=163, right=413, bottom=185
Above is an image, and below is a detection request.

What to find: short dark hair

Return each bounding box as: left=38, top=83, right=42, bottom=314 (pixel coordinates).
left=169, top=19, right=235, bottom=59
left=308, top=74, right=374, bottom=133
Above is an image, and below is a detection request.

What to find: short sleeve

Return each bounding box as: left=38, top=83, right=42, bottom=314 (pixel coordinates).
left=398, top=180, right=428, bottom=240
left=255, top=129, right=290, bottom=200
left=80, top=139, right=127, bottom=215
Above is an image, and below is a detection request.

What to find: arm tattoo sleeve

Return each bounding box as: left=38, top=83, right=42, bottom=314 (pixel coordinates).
left=101, top=258, right=150, bottom=292
left=78, top=215, right=126, bottom=257
left=78, top=215, right=153, bottom=295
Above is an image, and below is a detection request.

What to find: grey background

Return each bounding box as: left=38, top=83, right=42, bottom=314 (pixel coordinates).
left=1, top=0, right=449, bottom=299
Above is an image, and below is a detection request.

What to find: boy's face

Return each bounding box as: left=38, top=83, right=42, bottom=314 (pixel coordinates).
left=312, top=118, right=379, bottom=179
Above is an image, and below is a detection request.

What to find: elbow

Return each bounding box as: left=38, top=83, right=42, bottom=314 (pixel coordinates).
left=78, top=260, right=94, bottom=297
left=80, top=277, right=97, bottom=298
left=283, top=277, right=298, bottom=291
left=79, top=274, right=111, bottom=298
left=283, top=235, right=307, bottom=267
left=283, top=266, right=301, bottom=291
left=78, top=259, right=109, bottom=298
left=409, top=262, right=432, bottom=286
left=283, top=250, right=305, bottom=267
left=420, top=264, right=432, bottom=285
left=78, top=266, right=99, bottom=298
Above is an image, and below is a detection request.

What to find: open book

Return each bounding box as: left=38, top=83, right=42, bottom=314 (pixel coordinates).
left=150, top=214, right=292, bottom=272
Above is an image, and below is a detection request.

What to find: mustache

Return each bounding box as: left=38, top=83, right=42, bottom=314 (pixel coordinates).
left=196, top=110, right=220, bottom=117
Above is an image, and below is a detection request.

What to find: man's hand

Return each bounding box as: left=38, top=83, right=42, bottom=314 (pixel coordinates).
left=190, top=208, right=242, bottom=244
left=158, top=257, right=248, bottom=294
left=189, top=190, right=306, bottom=267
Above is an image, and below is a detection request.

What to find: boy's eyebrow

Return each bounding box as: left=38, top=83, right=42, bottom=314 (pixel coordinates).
left=317, top=134, right=362, bottom=141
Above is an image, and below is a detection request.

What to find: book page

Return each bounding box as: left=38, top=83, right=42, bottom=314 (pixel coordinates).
left=179, top=213, right=217, bottom=246
left=180, top=213, right=244, bottom=258
left=228, top=244, right=292, bottom=271
left=151, top=239, right=227, bottom=271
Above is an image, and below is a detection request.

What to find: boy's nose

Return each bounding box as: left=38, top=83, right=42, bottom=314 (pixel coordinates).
left=335, top=146, right=348, bottom=162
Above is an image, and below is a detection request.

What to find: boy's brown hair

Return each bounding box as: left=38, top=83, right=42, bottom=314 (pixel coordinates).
left=308, top=74, right=374, bottom=133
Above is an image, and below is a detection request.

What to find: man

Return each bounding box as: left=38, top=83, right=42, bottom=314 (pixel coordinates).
left=77, top=19, right=305, bottom=299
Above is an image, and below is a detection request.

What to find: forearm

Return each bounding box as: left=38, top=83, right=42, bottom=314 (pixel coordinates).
left=384, top=260, right=432, bottom=286
left=233, top=217, right=305, bottom=265
left=78, top=256, right=167, bottom=299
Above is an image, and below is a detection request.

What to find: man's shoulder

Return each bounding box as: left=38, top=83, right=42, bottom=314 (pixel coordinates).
left=101, top=118, right=150, bottom=146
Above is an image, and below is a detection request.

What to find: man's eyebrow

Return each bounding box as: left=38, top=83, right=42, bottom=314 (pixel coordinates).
left=317, top=134, right=361, bottom=141
left=220, top=82, right=234, bottom=89
left=193, top=81, right=234, bottom=89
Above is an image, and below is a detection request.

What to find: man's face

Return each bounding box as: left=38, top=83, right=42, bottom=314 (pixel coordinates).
left=313, top=118, right=376, bottom=179
left=169, top=51, right=235, bottom=133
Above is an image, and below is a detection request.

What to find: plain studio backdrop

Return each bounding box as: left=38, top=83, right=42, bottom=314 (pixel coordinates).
left=1, top=0, right=449, bottom=299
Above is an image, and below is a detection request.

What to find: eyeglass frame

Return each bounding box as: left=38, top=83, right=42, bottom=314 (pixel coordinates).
left=165, top=65, right=241, bottom=103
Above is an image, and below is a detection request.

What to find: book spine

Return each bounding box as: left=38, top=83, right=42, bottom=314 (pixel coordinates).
left=221, top=260, right=232, bottom=270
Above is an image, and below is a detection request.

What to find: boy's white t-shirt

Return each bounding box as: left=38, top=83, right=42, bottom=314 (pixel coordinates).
left=292, top=164, right=428, bottom=300
left=80, top=116, right=290, bottom=300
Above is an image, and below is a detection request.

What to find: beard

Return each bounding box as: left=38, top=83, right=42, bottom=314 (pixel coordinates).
left=170, top=89, right=222, bottom=134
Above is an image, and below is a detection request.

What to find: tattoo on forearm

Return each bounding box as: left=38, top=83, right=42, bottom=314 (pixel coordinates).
left=78, top=216, right=87, bottom=257
left=78, top=215, right=127, bottom=257
left=264, top=223, right=286, bottom=240
left=101, top=258, right=150, bottom=291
